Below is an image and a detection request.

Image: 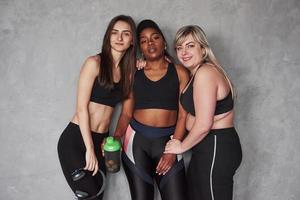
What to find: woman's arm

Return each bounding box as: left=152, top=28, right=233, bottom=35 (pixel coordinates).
left=172, top=64, right=190, bottom=140
left=76, top=56, right=99, bottom=175
left=114, top=91, right=134, bottom=139
left=156, top=64, right=189, bottom=175
left=165, top=65, right=218, bottom=154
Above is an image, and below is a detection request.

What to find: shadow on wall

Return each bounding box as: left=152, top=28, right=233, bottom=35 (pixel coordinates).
left=209, top=32, right=261, bottom=200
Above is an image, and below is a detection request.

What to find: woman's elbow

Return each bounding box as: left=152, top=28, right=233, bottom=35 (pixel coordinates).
left=76, top=106, right=88, bottom=118
left=120, top=112, right=132, bottom=122
left=120, top=106, right=133, bottom=120
left=178, top=109, right=187, bottom=120
left=195, top=121, right=213, bottom=134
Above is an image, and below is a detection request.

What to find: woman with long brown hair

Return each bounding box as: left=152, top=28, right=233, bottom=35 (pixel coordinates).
left=57, top=15, right=136, bottom=200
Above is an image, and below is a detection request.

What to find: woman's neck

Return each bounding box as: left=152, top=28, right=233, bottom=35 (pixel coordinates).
left=111, top=49, right=124, bottom=68
left=146, top=57, right=167, bottom=70
left=190, top=61, right=206, bottom=76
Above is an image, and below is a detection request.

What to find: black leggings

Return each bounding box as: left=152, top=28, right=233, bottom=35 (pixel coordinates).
left=57, top=122, right=108, bottom=200
left=122, top=119, right=187, bottom=200
left=188, top=127, right=242, bottom=200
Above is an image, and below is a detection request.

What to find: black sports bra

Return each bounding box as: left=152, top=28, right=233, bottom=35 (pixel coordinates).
left=180, top=75, right=234, bottom=116
left=90, top=78, right=122, bottom=107
left=133, top=63, right=179, bottom=110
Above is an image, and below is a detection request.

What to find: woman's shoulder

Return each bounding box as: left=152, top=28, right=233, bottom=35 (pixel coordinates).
left=173, top=63, right=189, bottom=77
left=85, top=54, right=101, bottom=66
left=80, top=54, right=101, bottom=76
left=194, top=63, right=220, bottom=83
left=198, top=63, right=220, bottom=75
left=172, top=63, right=189, bottom=85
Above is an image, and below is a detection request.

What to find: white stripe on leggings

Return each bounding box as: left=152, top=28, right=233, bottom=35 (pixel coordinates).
left=210, top=135, right=217, bottom=200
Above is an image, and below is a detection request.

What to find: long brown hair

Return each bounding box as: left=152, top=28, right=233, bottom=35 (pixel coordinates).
left=98, top=15, right=136, bottom=98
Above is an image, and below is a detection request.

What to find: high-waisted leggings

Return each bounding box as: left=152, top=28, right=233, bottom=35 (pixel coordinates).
left=57, top=122, right=108, bottom=200
left=188, top=127, right=242, bottom=200
left=122, top=119, right=187, bottom=200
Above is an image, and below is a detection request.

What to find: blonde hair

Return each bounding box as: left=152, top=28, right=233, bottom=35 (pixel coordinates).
left=174, top=25, right=235, bottom=97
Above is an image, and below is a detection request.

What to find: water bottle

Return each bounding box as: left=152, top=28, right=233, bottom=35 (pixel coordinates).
left=103, top=136, right=121, bottom=173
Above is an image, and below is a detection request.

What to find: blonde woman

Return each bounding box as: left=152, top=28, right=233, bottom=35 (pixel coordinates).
left=165, top=25, right=242, bottom=200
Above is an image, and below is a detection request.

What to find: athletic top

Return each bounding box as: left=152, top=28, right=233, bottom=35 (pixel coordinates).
left=180, top=75, right=234, bottom=116
left=90, top=78, right=122, bottom=107
left=133, top=63, right=179, bottom=110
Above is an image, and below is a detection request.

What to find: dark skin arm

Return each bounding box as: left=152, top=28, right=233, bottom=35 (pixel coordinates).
left=114, top=91, right=135, bottom=140
left=156, top=64, right=189, bottom=175
left=102, top=92, right=134, bottom=156
left=102, top=88, right=134, bottom=156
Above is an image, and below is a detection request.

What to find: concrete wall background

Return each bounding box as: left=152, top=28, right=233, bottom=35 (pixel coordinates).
left=1, top=0, right=299, bottom=199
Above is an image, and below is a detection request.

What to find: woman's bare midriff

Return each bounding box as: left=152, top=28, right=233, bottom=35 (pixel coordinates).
left=133, top=109, right=178, bottom=127
left=71, top=102, right=115, bottom=134
left=186, top=111, right=234, bottom=131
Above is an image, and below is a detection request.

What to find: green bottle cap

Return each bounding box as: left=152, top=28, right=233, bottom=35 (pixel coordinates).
left=103, top=136, right=121, bottom=152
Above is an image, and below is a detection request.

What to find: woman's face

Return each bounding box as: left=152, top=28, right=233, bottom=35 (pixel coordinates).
left=175, top=34, right=204, bottom=70
left=110, top=20, right=133, bottom=53
left=139, top=27, right=165, bottom=61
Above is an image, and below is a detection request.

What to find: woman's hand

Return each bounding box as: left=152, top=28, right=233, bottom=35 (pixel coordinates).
left=136, top=58, right=146, bottom=70
left=136, top=56, right=171, bottom=70
left=156, top=153, right=176, bottom=175
left=84, top=148, right=99, bottom=176
left=101, top=140, right=106, bottom=157
left=164, top=139, right=184, bottom=154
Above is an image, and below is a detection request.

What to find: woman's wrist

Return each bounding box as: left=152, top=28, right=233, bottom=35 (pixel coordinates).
left=180, top=141, right=190, bottom=153
left=114, top=132, right=123, bottom=139
left=86, top=145, right=94, bottom=152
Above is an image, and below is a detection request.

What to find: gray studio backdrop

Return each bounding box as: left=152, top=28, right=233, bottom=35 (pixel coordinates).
left=0, top=0, right=299, bottom=199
